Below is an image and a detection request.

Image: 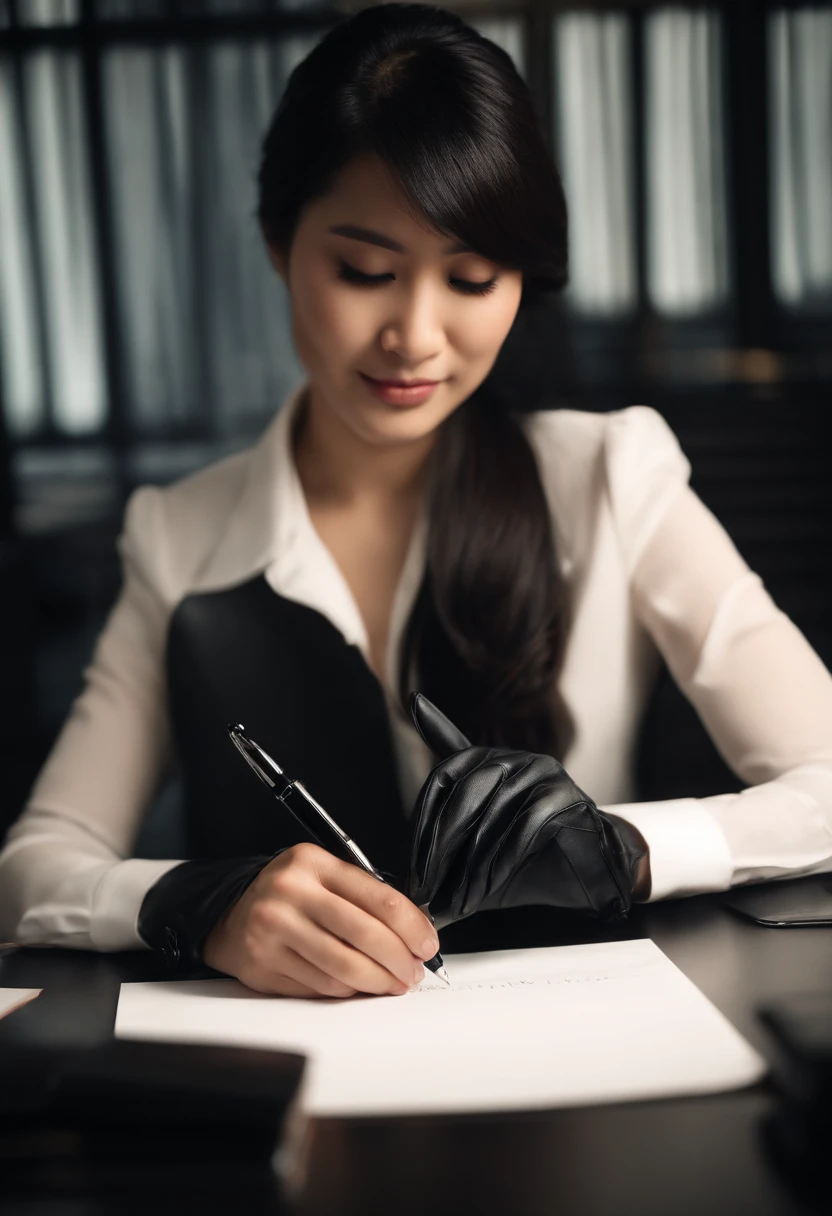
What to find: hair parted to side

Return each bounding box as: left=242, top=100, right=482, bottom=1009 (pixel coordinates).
left=257, top=2, right=574, bottom=759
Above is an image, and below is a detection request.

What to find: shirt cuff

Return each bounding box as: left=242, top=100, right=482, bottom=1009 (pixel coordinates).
left=91, top=858, right=184, bottom=951
left=598, top=798, right=734, bottom=901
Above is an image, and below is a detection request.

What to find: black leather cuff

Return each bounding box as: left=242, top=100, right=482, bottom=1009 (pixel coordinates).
left=137, top=852, right=285, bottom=977
left=602, top=814, right=650, bottom=912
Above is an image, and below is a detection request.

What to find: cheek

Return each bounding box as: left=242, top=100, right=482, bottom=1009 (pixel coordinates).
left=311, top=277, right=367, bottom=345
left=493, top=283, right=524, bottom=341
left=293, top=274, right=362, bottom=360
left=456, top=283, right=523, bottom=357
left=469, top=309, right=513, bottom=352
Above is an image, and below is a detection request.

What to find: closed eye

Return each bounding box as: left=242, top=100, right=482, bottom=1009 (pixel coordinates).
left=336, top=258, right=498, bottom=297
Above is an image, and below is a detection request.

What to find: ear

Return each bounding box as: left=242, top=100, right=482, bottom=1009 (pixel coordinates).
left=409, top=693, right=472, bottom=759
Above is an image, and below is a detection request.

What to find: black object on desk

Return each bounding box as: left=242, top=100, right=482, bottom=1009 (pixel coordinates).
left=723, top=876, right=832, bottom=927
left=0, top=1037, right=307, bottom=1163
left=0, top=1036, right=309, bottom=1215
left=758, top=991, right=832, bottom=1208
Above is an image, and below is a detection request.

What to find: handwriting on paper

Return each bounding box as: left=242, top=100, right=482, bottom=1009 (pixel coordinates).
left=418, top=973, right=611, bottom=993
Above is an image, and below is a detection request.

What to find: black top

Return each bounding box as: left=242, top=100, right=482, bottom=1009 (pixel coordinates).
left=165, top=572, right=411, bottom=886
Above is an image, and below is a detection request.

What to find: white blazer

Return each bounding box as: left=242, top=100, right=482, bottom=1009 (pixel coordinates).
left=3, top=378, right=832, bottom=951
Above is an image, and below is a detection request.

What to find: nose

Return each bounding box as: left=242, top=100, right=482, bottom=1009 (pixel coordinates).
left=380, top=284, right=445, bottom=365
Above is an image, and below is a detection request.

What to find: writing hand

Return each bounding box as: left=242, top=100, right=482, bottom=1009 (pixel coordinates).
left=203, top=842, right=440, bottom=998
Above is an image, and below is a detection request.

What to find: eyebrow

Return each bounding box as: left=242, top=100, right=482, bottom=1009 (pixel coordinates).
left=328, top=223, right=473, bottom=256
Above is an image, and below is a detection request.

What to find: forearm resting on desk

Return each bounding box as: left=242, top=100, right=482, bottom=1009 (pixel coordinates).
left=0, top=821, right=366, bottom=985
left=0, top=807, right=183, bottom=950
left=601, top=763, right=832, bottom=902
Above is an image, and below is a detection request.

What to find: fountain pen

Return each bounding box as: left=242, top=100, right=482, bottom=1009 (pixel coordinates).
left=227, top=723, right=450, bottom=986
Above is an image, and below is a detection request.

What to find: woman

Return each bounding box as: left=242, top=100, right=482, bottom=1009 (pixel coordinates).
left=2, top=4, right=832, bottom=1001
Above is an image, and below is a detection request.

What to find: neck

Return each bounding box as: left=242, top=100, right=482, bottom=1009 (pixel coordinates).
left=292, top=383, right=436, bottom=509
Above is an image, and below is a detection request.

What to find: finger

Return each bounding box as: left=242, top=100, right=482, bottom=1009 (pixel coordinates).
left=275, top=900, right=411, bottom=996
left=454, top=755, right=553, bottom=912
left=466, top=776, right=594, bottom=917
left=493, top=785, right=597, bottom=897
left=408, top=746, right=491, bottom=888
left=319, top=856, right=440, bottom=963
left=237, top=966, right=325, bottom=999
left=271, top=945, right=363, bottom=999
left=415, top=753, right=548, bottom=915
left=412, top=760, right=507, bottom=903
left=308, top=887, right=426, bottom=989
left=409, top=692, right=473, bottom=758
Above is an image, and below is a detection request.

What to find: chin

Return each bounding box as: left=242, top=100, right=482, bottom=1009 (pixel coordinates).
left=372, top=401, right=454, bottom=441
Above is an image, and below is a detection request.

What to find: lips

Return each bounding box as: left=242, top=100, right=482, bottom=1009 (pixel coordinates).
left=359, top=374, right=441, bottom=407
left=364, top=375, right=441, bottom=387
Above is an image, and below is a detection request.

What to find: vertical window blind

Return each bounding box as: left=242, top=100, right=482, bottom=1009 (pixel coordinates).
left=769, top=7, right=832, bottom=310
left=644, top=7, right=729, bottom=316
left=553, top=10, right=636, bottom=316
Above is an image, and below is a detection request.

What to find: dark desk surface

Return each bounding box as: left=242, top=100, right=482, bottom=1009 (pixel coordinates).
left=2, top=882, right=831, bottom=1216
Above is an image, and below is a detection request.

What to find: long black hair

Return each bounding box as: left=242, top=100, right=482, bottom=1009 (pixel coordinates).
left=257, top=3, right=574, bottom=758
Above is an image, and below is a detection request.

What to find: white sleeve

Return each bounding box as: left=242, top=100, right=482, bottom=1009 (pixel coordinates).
left=597, top=406, right=832, bottom=902
left=0, top=487, right=184, bottom=950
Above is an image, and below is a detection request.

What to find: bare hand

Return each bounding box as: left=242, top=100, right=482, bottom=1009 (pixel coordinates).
left=202, top=842, right=440, bottom=998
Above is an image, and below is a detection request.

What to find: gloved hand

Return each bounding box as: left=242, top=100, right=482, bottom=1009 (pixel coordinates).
left=407, top=693, right=649, bottom=929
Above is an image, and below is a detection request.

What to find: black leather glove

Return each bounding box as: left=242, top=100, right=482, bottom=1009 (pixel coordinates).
left=406, top=693, right=648, bottom=929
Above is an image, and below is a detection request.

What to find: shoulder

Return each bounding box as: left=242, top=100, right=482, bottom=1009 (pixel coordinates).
left=520, top=405, right=691, bottom=571
left=522, top=402, right=687, bottom=468
left=118, top=444, right=256, bottom=606
left=522, top=402, right=690, bottom=489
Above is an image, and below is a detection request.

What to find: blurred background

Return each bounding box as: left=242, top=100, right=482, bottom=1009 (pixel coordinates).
left=1, top=0, right=831, bottom=846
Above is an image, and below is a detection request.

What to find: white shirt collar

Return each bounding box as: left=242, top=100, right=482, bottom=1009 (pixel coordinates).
left=198, top=375, right=429, bottom=703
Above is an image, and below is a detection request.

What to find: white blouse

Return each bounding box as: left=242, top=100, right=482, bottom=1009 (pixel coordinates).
left=2, top=378, right=832, bottom=951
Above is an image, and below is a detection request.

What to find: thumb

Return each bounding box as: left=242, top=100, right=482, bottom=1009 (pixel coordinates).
left=409, top=692, right=472, bottom=759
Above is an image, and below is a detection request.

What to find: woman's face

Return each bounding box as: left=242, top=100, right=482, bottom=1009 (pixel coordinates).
left=268, top=152, right=524, bottom=449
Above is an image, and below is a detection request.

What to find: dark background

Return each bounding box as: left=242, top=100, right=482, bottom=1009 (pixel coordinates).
left=1, top=0, right=830, bottom=847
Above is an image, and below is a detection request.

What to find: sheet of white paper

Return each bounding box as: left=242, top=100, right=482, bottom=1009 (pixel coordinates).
left=0, top=988, right=41, bottom=1022
left=115, top=939, right=766, bottom=1117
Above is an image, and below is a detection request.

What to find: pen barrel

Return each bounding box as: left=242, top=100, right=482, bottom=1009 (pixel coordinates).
left=275, top=783, right=352, bottom=863
left=277, top=782, right=387, bottom=880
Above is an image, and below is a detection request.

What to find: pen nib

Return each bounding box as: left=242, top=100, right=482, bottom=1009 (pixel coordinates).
left=433, top=966, right=451, bottom=987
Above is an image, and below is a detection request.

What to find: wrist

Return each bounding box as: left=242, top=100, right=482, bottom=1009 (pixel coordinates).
left=633, top=843, right=652, bottom=901
left=603, top=813, right=652, bottom=904
left=138, top=853, right=284, bottom=976
left=201, top=901, right=238, bottom=973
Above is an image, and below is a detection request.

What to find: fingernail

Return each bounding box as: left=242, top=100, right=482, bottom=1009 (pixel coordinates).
left=421, top=939, right=439, bottom=959
left=412, top=963, right=426, bottom=987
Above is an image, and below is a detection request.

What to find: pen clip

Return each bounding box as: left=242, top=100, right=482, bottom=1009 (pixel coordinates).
left=227, top=723, right=286, bottom=790
left=227, top=723, right=334, bottom=853
left=227, top=724, right=391, bottom=882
